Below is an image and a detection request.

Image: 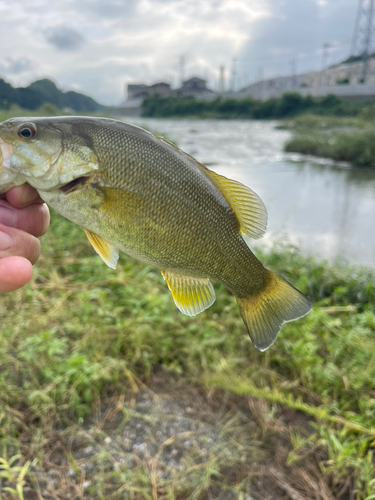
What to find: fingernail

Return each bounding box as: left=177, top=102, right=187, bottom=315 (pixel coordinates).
left=0, top=206, right=16, bottom=227
left=0, top=231, right=12, bottom=250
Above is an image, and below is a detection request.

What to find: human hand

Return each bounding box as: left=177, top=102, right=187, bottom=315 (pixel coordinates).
left=0, top=184, right=50, bottom=292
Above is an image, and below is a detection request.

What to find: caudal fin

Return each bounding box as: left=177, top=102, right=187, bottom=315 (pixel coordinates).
left=236, top=271, right=312, bottom=351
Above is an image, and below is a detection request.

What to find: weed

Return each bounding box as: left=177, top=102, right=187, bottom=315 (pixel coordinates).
left=0, top=455, right=31, bottom=500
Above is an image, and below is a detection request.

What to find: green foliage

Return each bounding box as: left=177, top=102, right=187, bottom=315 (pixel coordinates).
left=0, top=77, right=105, bottom=113
left=142, top=92, right=370, bottom=119
left=284, top=113, right=375, bottom=167
left=337, top=77, right=350, bottom=85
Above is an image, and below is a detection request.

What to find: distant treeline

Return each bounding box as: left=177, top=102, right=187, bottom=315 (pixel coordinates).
left=0, top=78, right=105, bottom=113
left=142, top=92, right=373, bottom=119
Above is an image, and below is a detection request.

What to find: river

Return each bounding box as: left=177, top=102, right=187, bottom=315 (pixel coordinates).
left=124, top=117, right=375, bottom=268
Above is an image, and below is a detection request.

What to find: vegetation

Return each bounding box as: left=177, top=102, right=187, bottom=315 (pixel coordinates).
left=142, top=92, right=374, bottom=120
left=0, top=103, right=374, bottom=496
left=0, top=77, right=105, bottom=113
left=142, top=91, right=375, bottom=167
left=283, top=114, right=375, bottom=167
left=0, top=208, right=375, bottom=498
left=336, top=77, right=350, bottom=85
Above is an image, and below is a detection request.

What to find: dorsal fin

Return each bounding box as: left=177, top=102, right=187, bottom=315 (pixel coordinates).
left=201, top=166, right=268, bottom=239
left=154, top=135, right=267, bottom=239
left=83, top=229, right=119, bottom=269
left=154, top=135, right=178, bottom=148
left=161, top=270, right=216, bottom=316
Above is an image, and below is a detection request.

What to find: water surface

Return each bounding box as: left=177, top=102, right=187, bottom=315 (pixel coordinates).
left=125, top=117, right=375, bottom=267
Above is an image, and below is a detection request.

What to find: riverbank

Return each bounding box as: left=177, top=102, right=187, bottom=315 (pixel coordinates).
left=1, top=210, right=375, bottom=499
left=142, top=92, right=375, bottom=120
left=284, top=114, right=375, bottom=167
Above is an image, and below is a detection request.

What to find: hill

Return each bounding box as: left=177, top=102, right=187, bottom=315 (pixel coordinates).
left=0, top=77, right=105, bottom=113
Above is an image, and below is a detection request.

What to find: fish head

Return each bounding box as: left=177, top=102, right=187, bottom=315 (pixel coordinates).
left=0, top=117, right=99, bottom=194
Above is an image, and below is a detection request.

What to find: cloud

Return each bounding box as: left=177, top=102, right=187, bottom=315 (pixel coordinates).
left=0, top=0, right=360, bottom=105
left=78, top=0, right=138, bottom=19
left=0, top=57, right=34, bottom=75
left=44, top=26, right=85, bottom=51
left=238, top=0, right=357, bottom=80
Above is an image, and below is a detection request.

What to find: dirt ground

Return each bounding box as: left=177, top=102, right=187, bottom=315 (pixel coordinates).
left=14, top=369, right=344, bottom=500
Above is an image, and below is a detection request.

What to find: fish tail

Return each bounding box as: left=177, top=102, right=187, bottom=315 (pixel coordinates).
left=236, top=270, right=312, bottom=351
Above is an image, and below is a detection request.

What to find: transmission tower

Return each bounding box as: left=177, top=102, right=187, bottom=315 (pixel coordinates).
left=351, top=0, right=375, bottom=82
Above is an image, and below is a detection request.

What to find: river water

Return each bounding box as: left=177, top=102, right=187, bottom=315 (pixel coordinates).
left=124, top=117, right=375, bottom=268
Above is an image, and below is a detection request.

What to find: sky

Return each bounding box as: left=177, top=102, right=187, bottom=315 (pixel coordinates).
left=0, top=0, right=359, bottom=106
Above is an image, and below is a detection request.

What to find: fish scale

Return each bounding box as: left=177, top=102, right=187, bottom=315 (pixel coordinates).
left=0, top=116, right=312, bottom=351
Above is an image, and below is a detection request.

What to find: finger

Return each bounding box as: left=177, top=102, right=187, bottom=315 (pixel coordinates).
left=5, top=184, right=44, bottom=208
left=0, top=256, right=33, bottom=293
left=0, top=201, right=50, bottom=237
left=0, top=224, right=40, bottom=264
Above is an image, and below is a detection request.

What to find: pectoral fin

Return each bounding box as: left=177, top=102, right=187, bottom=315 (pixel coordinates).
left=161, top=271, right=215, bottom=316
left=83, top=229, right=119, bottom=269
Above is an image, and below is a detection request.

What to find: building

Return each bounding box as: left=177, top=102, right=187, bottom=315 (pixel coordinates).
left=127, top=84, right=150, bottom=99
left=235, top=55, right=375, bottom=102
left=127, top=82, right=171, bottom=100
left=173, top=77, right=215, bottom=98
left=148, top=82, right=171, bottom=96
left=114, top=81, right=172, bottom=117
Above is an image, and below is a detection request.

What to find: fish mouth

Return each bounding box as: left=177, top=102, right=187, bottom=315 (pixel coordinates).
left=59, top=176, right=90, bottom=194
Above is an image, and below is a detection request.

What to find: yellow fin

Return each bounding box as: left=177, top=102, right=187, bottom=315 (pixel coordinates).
left=236, top=270, right=312, bottom=351
left=154, top=135, right=178, bottom=148
left=161, top=271, right=215, bottom=316
left=83, top=229, right=119, bottom=269
left=202, top=166, right=267, bottom=239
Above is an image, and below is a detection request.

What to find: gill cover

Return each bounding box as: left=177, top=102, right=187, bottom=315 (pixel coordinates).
left=0, top=118, right=99, bottom=192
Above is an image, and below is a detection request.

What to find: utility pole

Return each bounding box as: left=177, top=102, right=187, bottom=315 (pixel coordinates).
left=351, top=0, right=375, bottom=82
left=321, top=43, right=331, bottom=69
left=290, top=59, right=297, bottom=88
left=231, top=57, right=237, bottom=91
left=320, top=43, right=331, bottom=86
left=179, top=55, right=185, bottom=86
left=219, top=66, right=225, bottom=93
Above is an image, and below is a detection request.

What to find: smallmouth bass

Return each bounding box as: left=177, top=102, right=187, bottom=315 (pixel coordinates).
left=0, top=117, right=311, bottom=350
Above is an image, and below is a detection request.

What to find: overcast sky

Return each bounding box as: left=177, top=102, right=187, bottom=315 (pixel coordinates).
left=0, top=0, right=358, bottom=105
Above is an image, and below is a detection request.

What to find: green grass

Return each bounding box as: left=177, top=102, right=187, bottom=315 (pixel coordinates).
left=0, top=103, right=63, bottom=121
left=1, top=210, right=375, bottom=498
left=284, top=113, right=375, bottom=167
left=280, top=113, right=373, bottom=131
left=0, top=103, right=106, bottom=123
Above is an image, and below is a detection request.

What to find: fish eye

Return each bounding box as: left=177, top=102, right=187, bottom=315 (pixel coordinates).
left=18, top=123, right=36, bottom=139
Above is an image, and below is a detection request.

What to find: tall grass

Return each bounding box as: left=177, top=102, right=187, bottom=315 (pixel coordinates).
left=284, top=114, right=375, bottom=167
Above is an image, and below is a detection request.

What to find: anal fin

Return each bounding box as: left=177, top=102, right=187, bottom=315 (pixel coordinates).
left=161, top=271, right=216, bottom=316
left=83, top=229, right=119, bottom=269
